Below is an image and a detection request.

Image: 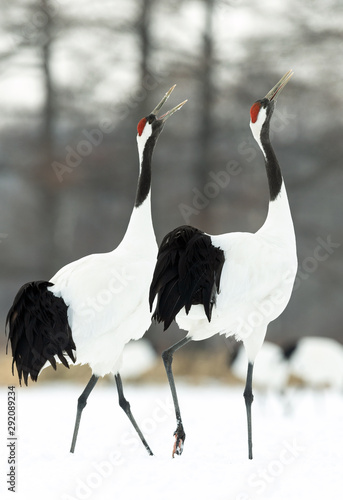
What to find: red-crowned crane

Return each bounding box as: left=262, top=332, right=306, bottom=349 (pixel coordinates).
left=6, top=86, right=187, bottom=454
left=149, top=71, right=297, bottom=460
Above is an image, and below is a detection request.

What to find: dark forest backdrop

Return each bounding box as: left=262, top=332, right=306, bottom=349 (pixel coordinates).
left=0, top=0, right=342, bottom=357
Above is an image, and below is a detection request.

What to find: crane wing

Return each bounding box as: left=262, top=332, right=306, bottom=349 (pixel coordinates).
left=149, top=225, right=225, bottom=330
left=6, top=281, right=76, bottom=385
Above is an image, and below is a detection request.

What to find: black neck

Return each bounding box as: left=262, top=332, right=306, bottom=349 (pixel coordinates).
left=135, top=135, right=156, bottom=208
left=260, top=113, right=283, bottom=202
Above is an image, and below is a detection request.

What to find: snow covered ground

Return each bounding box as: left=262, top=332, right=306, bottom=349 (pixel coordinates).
left=1, top=382, right=343, bottom=500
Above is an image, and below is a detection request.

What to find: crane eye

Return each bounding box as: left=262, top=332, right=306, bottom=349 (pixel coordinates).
left=250, top=102, right=261, bottom=124
left=147, top=114, right=156, bottom=125
left=137, top=117, right=147, bottom=136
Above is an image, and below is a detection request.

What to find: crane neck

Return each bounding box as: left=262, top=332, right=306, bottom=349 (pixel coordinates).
left=260, top=181, right=295, bottom=244
left=120, top=134, right=156, bottom=251
left=258, top=112, right=283, bottom=202
left=135, top=134, right=156, bottom=208
left=256, top=121, right=295, bottom=245
left=263, top=140, right=283, bottom=202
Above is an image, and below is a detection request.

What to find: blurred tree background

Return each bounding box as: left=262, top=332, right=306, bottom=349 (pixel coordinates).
left=0, top=0, right=342, bottom=363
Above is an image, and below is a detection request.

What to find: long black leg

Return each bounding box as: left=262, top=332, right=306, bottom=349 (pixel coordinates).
left=115, top=373, right=153, bottom=456
left=162, top=336, right=191, bottom=457
left=243, top=362, right=254, bottom=460
left=70, top=374, right=99, bottom=453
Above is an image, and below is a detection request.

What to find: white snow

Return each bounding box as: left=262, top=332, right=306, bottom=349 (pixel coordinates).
left=1, top=382, right=343, bottom=500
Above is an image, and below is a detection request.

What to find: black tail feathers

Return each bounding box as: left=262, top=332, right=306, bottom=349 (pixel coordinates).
left=149, top=225, right=225, bottom=330
left=6, top=281, right=76, bottom=385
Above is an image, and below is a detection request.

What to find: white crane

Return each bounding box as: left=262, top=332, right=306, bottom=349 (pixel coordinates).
left=6, top=85, right=187, bottom=454
left=289, top=337, right=343, bottom=390
left=149, top=71, right=297, bottom=459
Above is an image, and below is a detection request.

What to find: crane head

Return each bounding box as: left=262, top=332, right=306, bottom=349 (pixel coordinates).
left=250, top=70, right=293, bottom=132
left=136, top=85, right=187, bottom=143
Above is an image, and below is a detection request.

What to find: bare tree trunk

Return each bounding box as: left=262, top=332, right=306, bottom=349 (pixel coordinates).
left=137, top=0, right=152, bottom=82
left=39, top=0, right=59, bottom=276
left=135, top=0, right=155, bottom=117
left=195, top=0, right=215, bottom=228
left=42, top=14, right=54, bottom=162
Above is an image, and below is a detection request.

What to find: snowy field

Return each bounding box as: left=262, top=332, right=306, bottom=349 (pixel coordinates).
left=1, top=382, right=343, bottom=500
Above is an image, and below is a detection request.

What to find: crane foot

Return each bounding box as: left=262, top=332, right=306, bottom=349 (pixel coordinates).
left=172, top=424, right=185, bottom=457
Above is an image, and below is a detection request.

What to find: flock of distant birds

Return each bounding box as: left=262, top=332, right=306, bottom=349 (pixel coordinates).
left=230, top=337, right=343, bottom=392
left=5, top=71, right=337, bottom=461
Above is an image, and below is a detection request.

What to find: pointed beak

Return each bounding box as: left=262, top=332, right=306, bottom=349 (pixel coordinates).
left=158, top=99, right=188, bottom=122
left=150, top=84, right=187, bottom=122
left=265, top=70, right=294, bottom=102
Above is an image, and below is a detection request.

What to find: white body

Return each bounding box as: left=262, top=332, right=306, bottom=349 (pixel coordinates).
left=121, top=339, right=157, bottom=379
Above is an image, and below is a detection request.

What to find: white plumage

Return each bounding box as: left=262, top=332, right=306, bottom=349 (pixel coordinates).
left=176, top=211, right=296, bottom=359
left=121, top=339, right=157, bottom=379
left=49, top=226, right=157, bottom=377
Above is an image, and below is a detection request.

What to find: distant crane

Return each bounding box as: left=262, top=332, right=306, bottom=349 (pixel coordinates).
left=230, top=340, right=295, bottom=393
left=288, top=336, right=343, bottom=390
left=149, top=71, right=297, bottom=459
left=232, top=336, right=343, bottom=392
left=6, top=86, right=187, bottom=454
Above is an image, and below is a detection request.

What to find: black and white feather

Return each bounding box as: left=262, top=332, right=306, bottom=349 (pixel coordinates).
left=149, top=225, right=225, bottom=330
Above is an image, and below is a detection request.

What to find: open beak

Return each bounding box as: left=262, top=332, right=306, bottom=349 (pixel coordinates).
left=265, top=70, right=294, bottom=102
left=151, top=85, right=187, bottom=122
